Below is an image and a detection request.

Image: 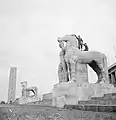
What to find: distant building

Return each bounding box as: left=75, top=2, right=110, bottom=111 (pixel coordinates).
left=108, top=62, right=116, bottom=87
left=43, top=92, right=52, bottom=100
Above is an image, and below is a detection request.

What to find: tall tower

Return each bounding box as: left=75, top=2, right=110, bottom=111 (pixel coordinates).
left=8, top=67, right=17, bottom=103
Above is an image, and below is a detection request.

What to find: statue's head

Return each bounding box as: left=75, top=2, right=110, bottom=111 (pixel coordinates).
left=21, top=81, right=27, bottom=88
left=58, top=40, right=64, bottom=49
left=57, top=34, right=79, bottom=49
left=57, top=34, right=76, bottom=42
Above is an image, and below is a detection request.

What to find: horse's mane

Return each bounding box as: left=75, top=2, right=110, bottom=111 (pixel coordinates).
left=70, top=34, right=79, bottom=40
left=70, top=34, right=79, bottom=48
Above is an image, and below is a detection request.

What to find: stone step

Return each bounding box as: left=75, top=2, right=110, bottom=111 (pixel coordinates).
left=104, top=93, right=116, bottom=96
left=64, top=104, right=116, bottom=112
left=79, top=99, right=116, bottom=105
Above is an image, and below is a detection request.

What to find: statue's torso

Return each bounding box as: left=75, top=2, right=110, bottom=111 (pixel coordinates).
left=64, top=46, right=82, bottom=62
left=64, top=46, right=103, bottom=64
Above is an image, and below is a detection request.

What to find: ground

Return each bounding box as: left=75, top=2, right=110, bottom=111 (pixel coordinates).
left=0, top=104, right=116, bottom=120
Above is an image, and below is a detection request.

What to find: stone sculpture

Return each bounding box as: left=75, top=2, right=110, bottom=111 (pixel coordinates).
left=52, top=34, right=116, bottom=108
left=58, top=39, right=88, bottom=84
left=19, top=81, right=39, bottom=104
left=57, top=34, right=109, bottom=83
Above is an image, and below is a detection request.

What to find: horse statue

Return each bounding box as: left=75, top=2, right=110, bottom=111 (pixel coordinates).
left=57, top=34, right=109, bottom=84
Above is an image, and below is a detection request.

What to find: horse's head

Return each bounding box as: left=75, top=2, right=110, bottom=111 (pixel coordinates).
left=57, top=34, right=79, bottom=49
left=21, top=81, right=27, bottom=88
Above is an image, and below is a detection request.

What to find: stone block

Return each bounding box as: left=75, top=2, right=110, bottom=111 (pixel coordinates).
left=110, top=100, right=116, bottom=105
left=78, top=100, right=86, bottom=104
left=52, top=82, right=93, bottom=107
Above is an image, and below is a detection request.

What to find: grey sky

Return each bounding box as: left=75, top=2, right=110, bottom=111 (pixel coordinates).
left=0, top=0, right=116, bottom=101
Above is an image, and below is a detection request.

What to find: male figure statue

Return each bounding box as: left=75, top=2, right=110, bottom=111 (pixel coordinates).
left=83, top=43, right=89, bottom=51
left=77, top=35, right=83, bottom=50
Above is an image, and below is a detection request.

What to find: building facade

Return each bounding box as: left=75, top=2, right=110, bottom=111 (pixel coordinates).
left=108, top=62, right=116, bottom=87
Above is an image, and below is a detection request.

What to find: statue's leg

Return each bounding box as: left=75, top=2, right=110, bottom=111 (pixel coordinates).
left=70, top=59, right=76, bottom=82
left=64, top=62, right=69, bottom=82
left=97, top=63, right=103, bottom=83
left=67, top=62, right=71, bottom=81
left=58, top=63, right=63, bottom=83
left=64, top=61, right=69, bottom=81
left=102, top=55, right=109, bottom=83
left=98, top=54, right=109, bottom=83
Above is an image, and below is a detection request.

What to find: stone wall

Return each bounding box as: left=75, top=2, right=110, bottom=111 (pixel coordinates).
left=43, top=92, right=52, bottom=100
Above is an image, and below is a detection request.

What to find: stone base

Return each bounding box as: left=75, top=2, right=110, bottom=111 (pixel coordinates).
left=64, top=104, right=116, bottom=112
left=19, top=96, right=39, bottom=104
left=52, top=81, right=116, bottom=108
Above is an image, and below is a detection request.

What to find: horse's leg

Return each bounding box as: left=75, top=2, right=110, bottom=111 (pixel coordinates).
left=66, top=62, right=70, bottom=82
left=69, top=59, right=76, bottom=82
left=102, top=54, right=109, bottom=83
left=68, top=62, right=72, bottom=81
left=98, top=54, right=109, bottom=83
left=97, top=62, right=104, bottom=83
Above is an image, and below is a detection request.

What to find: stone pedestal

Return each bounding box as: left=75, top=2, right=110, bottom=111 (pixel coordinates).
left=19, top=96, right=39, bottom=104
left=19, top=81, right=39, bottom=104
left=52, top=81, right=116, bottom=108
left=52, top=81, right=94, bottom=108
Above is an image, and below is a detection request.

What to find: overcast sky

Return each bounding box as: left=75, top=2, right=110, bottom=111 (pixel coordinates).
left=0, top=0, right=116, bottom=101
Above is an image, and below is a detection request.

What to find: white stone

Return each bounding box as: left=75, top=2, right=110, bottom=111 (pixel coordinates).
left=52, top=80, right=116, bottom=107
left=52, top=81, right=95, bottom=107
